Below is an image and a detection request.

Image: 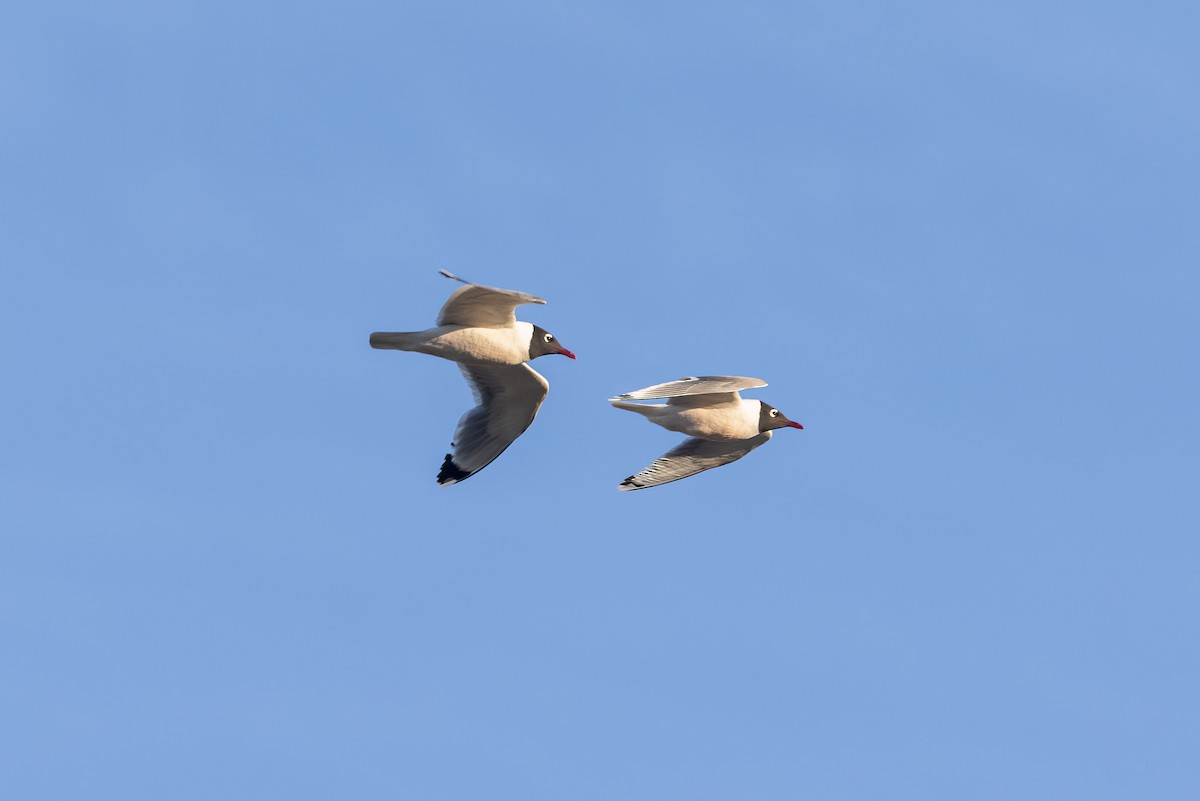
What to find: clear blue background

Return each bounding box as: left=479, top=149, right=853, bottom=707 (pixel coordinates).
left=4, top=2, right=1198, bottom=798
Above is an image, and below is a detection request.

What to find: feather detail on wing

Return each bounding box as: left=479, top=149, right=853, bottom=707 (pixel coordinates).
left=610, top=375, right=767, bottom=402
left=437, top=363, right=549, bottom=485
left=618, top=432, right=772, bottom=491
left=435, top=270, right=546, bottom=327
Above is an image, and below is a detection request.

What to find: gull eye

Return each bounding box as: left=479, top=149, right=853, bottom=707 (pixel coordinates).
left=769, top=409, right=779, bottom=417
left=543, top=333, right=554, bottom=342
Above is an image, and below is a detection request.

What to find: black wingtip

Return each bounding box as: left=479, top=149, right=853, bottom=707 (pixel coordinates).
left=437, top=454, right=473, bottom=485
left=618, top=476, right=645, bottom=491
left=438, top=269, right=470, bottom=285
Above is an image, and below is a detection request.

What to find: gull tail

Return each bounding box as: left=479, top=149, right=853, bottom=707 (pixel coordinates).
left=609, top=399, right=665, bottom=417
left=369, top=331, right=423, bottom=350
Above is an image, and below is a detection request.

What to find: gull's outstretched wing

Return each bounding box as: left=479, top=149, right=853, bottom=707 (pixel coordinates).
left=435, top=270, right=546, bottom=327
left=437, top=362, right=549, bottom=485
left=610, top=375, right=767, bottom=408
left=611, top=375, right=767, bottom=401
left=618, top=432, right=772, bottom=491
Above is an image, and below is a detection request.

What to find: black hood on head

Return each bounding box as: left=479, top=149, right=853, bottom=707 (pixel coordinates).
left=528, top=324, right=568, bottom=359
left=758, top=400, right=798, bottom=432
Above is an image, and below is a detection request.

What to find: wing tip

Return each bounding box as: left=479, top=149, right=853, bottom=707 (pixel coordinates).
left=618, top=476, right=646, bottom=491
left=438, top=269, right=470, bottom=285
left=437, top=453, right=474, bottom=486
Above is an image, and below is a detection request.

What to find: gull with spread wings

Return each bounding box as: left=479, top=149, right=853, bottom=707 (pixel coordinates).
left=370, top=270, right=576, bottom=486
left=610, top=375, right=802, bottom=491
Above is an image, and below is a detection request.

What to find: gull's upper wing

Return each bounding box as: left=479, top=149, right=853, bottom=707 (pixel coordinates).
left=611, top=375, right=767, bottom=401
left=435, top=270, right=546, bottom=327
left=610, top=375, right=767, bottom=408
left=618, top=432, right=772, bottom=491
left=437, top=363, right=550, bottom=485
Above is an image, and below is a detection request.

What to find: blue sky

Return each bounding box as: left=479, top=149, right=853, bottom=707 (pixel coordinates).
left=4, top=1, right=1199, bottom=798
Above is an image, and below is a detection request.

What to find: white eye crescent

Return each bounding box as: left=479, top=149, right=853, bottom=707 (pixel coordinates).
left=769, top=409, right=779, bottom=417
left=543, top=333, right=554, bottom=342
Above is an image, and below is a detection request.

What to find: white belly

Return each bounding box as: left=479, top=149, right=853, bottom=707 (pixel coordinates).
left=420, top=325, right=528, bottom=365
left=658, top=400, right=760, bottom=441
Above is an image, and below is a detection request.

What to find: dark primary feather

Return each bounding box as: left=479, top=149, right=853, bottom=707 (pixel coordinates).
left=437, top=454, right=473, bottom=485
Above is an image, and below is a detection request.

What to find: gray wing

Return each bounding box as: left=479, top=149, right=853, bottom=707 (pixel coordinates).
left=618, top=432, right=772, bottom=491
left=437, top=363, right=550, bottom=485
left=611, top=375, right=768, bottom=401
left=435, top=270, right=546, bottom=327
